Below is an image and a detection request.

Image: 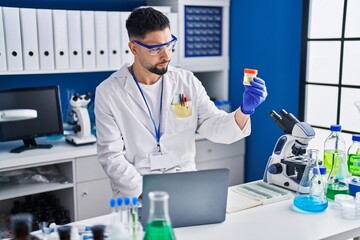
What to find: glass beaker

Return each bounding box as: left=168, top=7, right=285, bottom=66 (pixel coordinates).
left=293, top=149, right=328, bottom=212
left=327, top=152, right=350, bottom=200
left=11, top=213, right=33, bottom=240
left=143, top=191, right=176, bottom=240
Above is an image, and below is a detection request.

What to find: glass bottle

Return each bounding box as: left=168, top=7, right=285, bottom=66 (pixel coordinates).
left=323, top=124, right=346, bottom=176
left=317, top=165, right=328, bottom=194
left=293, top=149, right=328, bottom=212
left=143, top=191, right=176, bottom=240
left=326, top=152, right=350, bottom=200
left=91, top=225, right=106, bottom=240
left=57, top=225, right=71, bottom=240
left=348, top=134, right=360, bottom=177
left=311, top=165, right=328, bottom=196
left=11, top=213, right=33, bottom=240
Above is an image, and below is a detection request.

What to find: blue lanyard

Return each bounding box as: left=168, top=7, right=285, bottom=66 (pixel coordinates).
left=130, top=66, right=164, bottom=149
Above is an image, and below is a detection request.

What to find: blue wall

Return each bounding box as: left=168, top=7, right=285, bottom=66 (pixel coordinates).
left=0, top=0, right=303, bottom=181
left=230, top=0, right=303, bottom=181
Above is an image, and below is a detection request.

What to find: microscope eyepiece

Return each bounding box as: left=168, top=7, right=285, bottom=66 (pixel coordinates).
left=270, top=109, right=301, bottom=135
left=84, top=92, right=92, bottom=100
left=270, top=110, right=281, bottom=122
left=73, top=93, right=80, bottom=101
left=279, top=109, right=288, bottom=117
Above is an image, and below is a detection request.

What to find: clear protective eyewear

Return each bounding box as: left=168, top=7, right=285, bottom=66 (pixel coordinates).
left=132, top=34, right=177, bottom=56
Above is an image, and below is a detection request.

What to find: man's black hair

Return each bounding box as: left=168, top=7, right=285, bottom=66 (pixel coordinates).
left=126, top=7, right=170, bottom=40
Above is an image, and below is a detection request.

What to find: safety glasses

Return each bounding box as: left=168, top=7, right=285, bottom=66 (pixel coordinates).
left=132, top=34, right=177, bottom=56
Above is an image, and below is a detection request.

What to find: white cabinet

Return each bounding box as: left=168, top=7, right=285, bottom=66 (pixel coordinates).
left=75, top=155, right=107, bottom=182
left=76, top=178, right=112, bottom=220
left=195, top=139, right=245, bottom=186
left=75, top=155, right=112, bottom=220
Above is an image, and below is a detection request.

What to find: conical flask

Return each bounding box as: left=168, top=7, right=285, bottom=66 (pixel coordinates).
left=326, top=151, right=350, bottom=200
left=143, top=191, right=176, bottom=240
left=293, top=149, right=328, bottom=212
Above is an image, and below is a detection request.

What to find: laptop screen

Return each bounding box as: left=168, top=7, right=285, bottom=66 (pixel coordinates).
left=141, top=168, right=230, bottom=228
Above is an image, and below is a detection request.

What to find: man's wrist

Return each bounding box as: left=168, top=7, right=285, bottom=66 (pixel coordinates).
left=240, top=103, right=254, bottom=115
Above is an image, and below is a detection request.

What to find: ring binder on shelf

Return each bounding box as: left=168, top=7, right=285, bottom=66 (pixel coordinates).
left=81, top=11, right=96, bottom=69
left=20, top=8, right=40, bottom=70
left=0, top=7, right=7, bottom=72
left=95, top=11, right=108, bottom=69
left=53, top=9, right=70, bottom=69
left=67, top=10, right=83, bottom=69
left=3, top=7, right=23, bottom=71
left=107, top=11, right=122, bottom=69
left=37, top=8, right=55, bottom=71
left=120, top=12, right=132, bottom=65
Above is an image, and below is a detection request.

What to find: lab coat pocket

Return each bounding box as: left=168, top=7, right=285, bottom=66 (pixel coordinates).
left=167, top=100, right=196, bottom=134
left=172, top=101, right=192, bottom=118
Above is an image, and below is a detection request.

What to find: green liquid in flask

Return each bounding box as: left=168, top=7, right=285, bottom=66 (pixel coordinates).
left=326, top=183, right=349, bottom=200
left=143, top=220, right=176, bottom=240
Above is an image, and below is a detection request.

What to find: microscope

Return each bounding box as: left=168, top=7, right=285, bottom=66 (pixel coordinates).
left=65, top=92, right=96, bottom=146
left=263, top=109, right=316, bottom=193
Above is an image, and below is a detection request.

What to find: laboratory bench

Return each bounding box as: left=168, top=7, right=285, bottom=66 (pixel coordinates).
left=0, top=135, right=245, bottom=222
left=67, top=195, right=360, bottom=240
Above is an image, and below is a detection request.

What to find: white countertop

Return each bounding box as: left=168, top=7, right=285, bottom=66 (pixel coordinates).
left=0, top=134, right=206, bottom=171
left=73, top=198, right=360, bottom=240
left=0, top=137, right=96, bottom=170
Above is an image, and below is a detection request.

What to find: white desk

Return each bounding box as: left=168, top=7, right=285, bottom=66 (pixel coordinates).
left=73, top=199, right=360, bottom=240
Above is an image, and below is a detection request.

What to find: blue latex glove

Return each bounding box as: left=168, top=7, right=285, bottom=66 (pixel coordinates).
left=240, top=77, right=268, bottom=115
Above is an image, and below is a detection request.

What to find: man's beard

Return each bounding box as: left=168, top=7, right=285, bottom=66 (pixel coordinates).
left=147, top=62, right=169, bottom=75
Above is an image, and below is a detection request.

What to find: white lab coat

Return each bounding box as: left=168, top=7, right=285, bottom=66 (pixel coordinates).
left=95, top=64, right=251, bottom=197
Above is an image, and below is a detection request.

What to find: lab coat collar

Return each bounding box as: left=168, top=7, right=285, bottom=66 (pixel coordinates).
left=162, top=66, right=177, bottom=112
left=119, top=64, right=177, bottom=119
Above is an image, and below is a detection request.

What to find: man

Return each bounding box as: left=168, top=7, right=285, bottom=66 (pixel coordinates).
left=95, top=7, right=267, bottom=198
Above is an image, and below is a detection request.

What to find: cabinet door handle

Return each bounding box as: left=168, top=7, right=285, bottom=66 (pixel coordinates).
left=82, top=191, right=89, bottom=197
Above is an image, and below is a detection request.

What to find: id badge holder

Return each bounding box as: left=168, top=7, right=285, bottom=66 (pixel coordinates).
left=149, top=145, right=179, bottom=171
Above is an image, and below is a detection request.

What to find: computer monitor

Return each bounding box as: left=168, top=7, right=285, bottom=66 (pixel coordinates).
left=0, top=86, right=64, bottom=153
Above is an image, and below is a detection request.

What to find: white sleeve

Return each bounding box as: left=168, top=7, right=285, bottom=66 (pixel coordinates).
left=195, top=76, right=251, bottom=144
left=95, top=85, right=142, bottom=197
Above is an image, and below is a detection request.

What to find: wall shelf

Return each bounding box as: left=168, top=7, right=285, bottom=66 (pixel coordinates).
left=0, top=68, right=118, bottom=75
left=0, top=182, right=74, bottom=201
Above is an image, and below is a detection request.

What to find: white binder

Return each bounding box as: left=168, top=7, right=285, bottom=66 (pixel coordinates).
left=37, top=9, right=55, bottom=70
left=67, top=10, right=83, bottom=69
left=0, top=7, right=7, bottom=71
left=166, top=12, right=179, bottom=67
left=20, top=8, right=40, bottom=71
left=95, top=11, right=108, bottom=69
left=53, top=10, right=69, bottom=69
left=81, top=11, right=96, bottom=69
left=107, top=11, right=121, bottom=69
left=2, top=7, right=23, bottom=71
left=120, top=12, right=132, bottom=65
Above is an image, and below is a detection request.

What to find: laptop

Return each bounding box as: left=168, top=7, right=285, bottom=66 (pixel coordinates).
left=141, top=168, right=230, bottom=228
